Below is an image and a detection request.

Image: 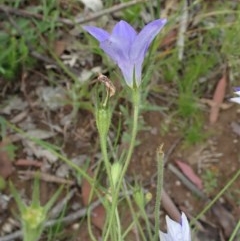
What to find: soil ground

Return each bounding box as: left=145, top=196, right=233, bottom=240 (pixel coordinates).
left=0, top=73, right=239, bottom=241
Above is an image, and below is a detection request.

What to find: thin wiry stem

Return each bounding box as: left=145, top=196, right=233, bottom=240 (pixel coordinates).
left=103, top=87, right=140, bottom=241
left=154, top=146, right=164, bottom=241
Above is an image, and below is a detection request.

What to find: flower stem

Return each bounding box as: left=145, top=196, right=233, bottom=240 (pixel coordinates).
left=115, top=208, right=122, bottom=241
left=99, top=134, right=114, bottom=190
left=103, top=87, right=140, bottom=241
left=119, top=87, right=140, bottom=185
left=154, top=146, right=164, bottom=241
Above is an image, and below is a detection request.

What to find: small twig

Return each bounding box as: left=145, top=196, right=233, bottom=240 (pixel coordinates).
left=62, top=0, right=146, bottom=26
left=63, top=0, right=147, bottom=25
left=177, top=0, right=188, bottom=61
left=49, top=188, right=77, bottom=219
left=0, top=0, right=146, bottom=27
left=167, top=163, right=207, bottom=200
left=18, top=170, right=75, bottom=186
left=14, top=159, right=42, bottom=168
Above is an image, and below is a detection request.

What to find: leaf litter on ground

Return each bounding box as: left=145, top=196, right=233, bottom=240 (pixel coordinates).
left=0, top=139, right=14, bottom=179
left=209, top=72, right=228, bottom=124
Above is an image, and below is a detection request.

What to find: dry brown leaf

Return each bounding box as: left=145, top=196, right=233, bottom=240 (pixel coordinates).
left=175, top=159, right=203, bottom=189
left=54, top=40, right=66, bottom=57
left=15, top=159, right=42, bottom=168
left=82, top=169, right=94, bottom=206
left=18, top=170, right=74, bottom=185
left=82, top=169, right=105, bottom=230
left=200, top=98, right=233, bottom=110
left=0, top=139, right=14, bottom=179
left=90, top=204, right=106, bottom=230
left=209, top=73, right=227, bottom=124
left=161, top=189, right=181, bottom=222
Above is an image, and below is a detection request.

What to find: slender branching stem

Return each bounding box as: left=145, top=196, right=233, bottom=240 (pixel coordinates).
left=103, top=87, right=140, bottom=241
left=99, top=134, right=114, bottom=190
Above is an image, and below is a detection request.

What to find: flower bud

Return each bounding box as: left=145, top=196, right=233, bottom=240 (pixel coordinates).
left=133, top=188, right=146, bottom=209
left=111, top=162, right=122, bottom=188
left=96, top=106, right=111, bottom=138
left=145, top=192, right=152, bottom=203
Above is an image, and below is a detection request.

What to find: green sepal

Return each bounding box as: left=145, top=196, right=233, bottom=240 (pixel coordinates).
left=95, top=105, right=112, bottom=138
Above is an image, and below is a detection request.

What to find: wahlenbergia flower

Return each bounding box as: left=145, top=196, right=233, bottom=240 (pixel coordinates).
left=83, top=19, right=167, bottom=87
left=230, top=87, right=240, bottom=104
left=159, top=212, right=191, bottom=241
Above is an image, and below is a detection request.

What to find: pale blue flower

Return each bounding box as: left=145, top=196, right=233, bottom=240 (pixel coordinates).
left=83, top=19, right=167, bottom=87
left=159, top=212, right=191, bottom=241
left=230, top=87, right=240, bottom=104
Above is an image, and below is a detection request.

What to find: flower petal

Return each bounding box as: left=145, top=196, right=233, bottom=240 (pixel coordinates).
left=83, top=19, right=167, bottom=88
left=134, top=60, right=143, bottom=86
left=100, top=38, right=127, bottom=64
left=111, top=20, right=137, bottom=46
left=233, top=87, right=240, bottom=96
left=166, top=215, right=182, bottom=239
left=159, top=231, right=172, bottom=241
left=98, top=22, right=137, bottom=86
left=130, top=19, right=167, bottom=61
left=100, top=21, right=137, bottom=63
left=83, top=26, right=109, bottom=42
left=230, top=97, right=240, bottom=104
left=159, top=213, right=191, bottom=241
left=117, top=61, right=135, bottom=87
left=181, top=213, right=191, bottom=241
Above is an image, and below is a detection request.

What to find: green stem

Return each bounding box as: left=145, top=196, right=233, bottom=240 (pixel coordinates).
left=229, top=218, right=240, bottom=241
left=23, top=226, right=42, bottom=241
left=141, top=206, right=153, bottom=240
left=154, top=146, right=164, bottom=241
left=191, top=168, right=240, bottom=226
left=87, top=163, right=101, bottom=241
left=115, top=208, right=122, bottom=241
left=99, top=130, right=117, bottom=241
left=103, top=87, right=140, bottom=241
left=99, top=134, right=114, bottom=190
left=123, top=180, right=147, bottom=241
left=119, top=88, right=140, bottom=187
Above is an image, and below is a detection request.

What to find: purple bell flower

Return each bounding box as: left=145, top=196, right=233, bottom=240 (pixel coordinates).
left=83, top=19, right=167, bottom=88
left=159, top=212, right=191, bottom=241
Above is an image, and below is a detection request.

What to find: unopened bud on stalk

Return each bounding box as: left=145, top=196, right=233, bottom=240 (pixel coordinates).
left=111, top=162, right=122, bottom=188
left=96, top=106, right=111, bottom=138
left=133, top=188, right=148, bottom=209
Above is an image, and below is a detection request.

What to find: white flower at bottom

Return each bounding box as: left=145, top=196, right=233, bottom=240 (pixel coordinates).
left=230, top=87, right=240, bottom=104
left=159, top=212, right=191, bottom=241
